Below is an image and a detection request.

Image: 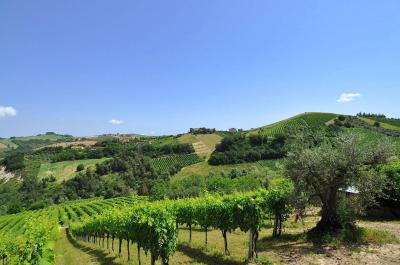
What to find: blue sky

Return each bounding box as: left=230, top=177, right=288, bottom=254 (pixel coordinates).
left=1, top=0, right=400, bottom=137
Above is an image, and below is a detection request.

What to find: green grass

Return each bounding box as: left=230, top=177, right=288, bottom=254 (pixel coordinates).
left=195, top=134, right=223, bottom=152
left=346, top=127, right=400, bottom=153
left=37, top=158, right=108, bottom=182
left=368, top=117, right=400, bottom=128
left=172, top=159, right=284, bottom=180
left=360, top=227, right=399, bottom=245
left=177, top=134, right=199, bottom=144
left=0, top=138, right=19, bottom=149
left=358, top=117, right=400, bottom=131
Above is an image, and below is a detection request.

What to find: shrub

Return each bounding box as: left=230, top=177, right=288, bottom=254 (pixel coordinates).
left=76, top=164, right=85, bottom=172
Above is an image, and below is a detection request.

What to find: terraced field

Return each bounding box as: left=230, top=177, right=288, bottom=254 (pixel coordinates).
left=178, top=133, right=222, bottom=156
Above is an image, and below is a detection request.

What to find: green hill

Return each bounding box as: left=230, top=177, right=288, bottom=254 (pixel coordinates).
left=248, top=112, right=338, bottom=136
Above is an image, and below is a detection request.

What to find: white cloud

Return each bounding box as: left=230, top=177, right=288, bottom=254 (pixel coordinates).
left=337, top=93, right=361, bottom=103
left=0, top=106, right=17, bottom=118
left=109, top=119, right=123, bottom=125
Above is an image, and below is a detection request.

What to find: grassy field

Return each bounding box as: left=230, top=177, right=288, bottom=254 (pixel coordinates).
left=195, top=134, right=222, bottom=151
left=178, top=134, right=199, bottom=144
left=178, top=133, right=222, bottom=157
left=0, top=138, right=19, bottom=149
left=358, top=117, right=400, bottom=131
left=172, top=160, right=283, bottom=181
left=37, top=158, right=108, bottom=182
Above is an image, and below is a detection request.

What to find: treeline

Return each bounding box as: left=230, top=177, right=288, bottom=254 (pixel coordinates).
left=34, top=140, right=194, bottom=163
left=150, top=173, right=263, bottom=200
left=356, top=112, right=386, bottom=118
left=208, top=134, right=286, bottom=165
left=189, top=127, right=216, bottom=134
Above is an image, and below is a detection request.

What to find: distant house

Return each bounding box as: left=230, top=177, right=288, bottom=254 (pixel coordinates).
left=229, top=128, right=237, bottom=133
left=339, top=186, right=360, bottom=195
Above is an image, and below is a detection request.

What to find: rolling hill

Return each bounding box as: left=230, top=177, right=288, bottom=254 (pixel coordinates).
left=247, top=112, right=338, bottom=136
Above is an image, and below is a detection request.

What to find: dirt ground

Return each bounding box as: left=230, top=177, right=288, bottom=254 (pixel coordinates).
left=46, top=140, right=97, bottom=148
left=262, top=221, right=400, bottom=265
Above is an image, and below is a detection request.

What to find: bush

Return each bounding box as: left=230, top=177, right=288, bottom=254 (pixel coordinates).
left=2, top=151, right=25, bottom=171
left=209, top=134, right=286, bottom=165
left=76, top=164, right=85, bottom=172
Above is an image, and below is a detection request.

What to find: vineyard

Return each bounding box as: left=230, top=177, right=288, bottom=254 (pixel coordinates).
left=248, top=112, right=338, bottom=137
left=0, top=179, right=293, bottom=265
left=0, top=207, right=59, bottom=264
left=152, top=153, right=203, bottom=173
left=66, top=179, right=292, bottom=265
left=249, top=117, right=308, bottom=137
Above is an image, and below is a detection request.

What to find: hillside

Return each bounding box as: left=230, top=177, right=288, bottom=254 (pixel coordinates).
left=0, top=133, right=75, bottom=158
left=1, top=112, right=400, bottom=265
left=248, top=112, right=338, bottom=136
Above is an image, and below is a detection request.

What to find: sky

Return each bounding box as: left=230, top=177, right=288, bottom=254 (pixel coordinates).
left=1, top=0, right=400, bottom=137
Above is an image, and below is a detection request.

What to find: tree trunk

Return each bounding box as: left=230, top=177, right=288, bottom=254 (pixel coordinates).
left=151, top=254, right=156, bottom=265
left=273, top=214, right=282, bottom=237
left=248, top=230, right=254, bottom=259
left=137, top=245, right=142, bottom=265
left=189, top=224, right=192, bottom=242
left=312, top=191, right=342, bottom=234
left=107, top=234, right=109, bottom=249
left=118, top=238, right=122, bottom=256
left=248, top=229, right=258, bottom=259
left=273, top=214, right=278, bottom=237
left=205, top=227, right=208, bottom=247
left=222, top=229, right=230, bottom=255
left=127, top=239, right=130, bottom=260
left=112, top=236, right=114, bottom=252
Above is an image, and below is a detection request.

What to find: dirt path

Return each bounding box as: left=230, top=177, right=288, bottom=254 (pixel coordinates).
left=55, top=227, right=119, bottom=265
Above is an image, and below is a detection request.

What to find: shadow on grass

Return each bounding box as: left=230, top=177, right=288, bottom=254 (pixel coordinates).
left=177, top=244, right=245, bottom=265
left=66, top=230, right=120, bottom=265
left=257, top=232, right=323, bottom=255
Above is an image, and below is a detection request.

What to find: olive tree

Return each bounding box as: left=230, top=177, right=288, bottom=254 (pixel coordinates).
left=285, top=132, right=393, bottom=233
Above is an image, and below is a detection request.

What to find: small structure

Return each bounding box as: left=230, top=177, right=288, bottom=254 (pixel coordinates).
left=229, top=128, right=237, bottom=133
